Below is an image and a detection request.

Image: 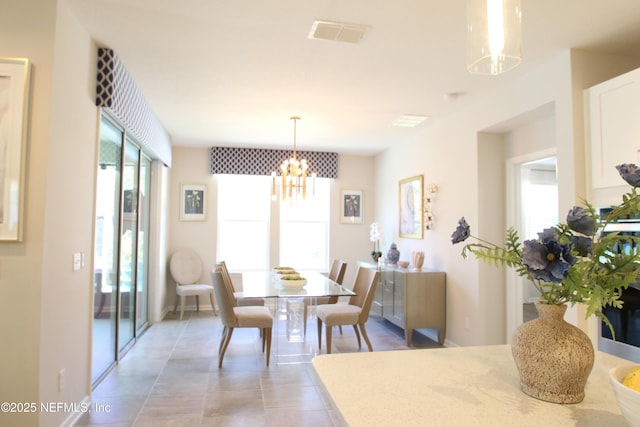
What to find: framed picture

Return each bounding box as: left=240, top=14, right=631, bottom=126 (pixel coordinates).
left=399, top=175, right=423, bottom=239
left=340, top=189, right=363, bottom=224
left=180, top=184, right=206, bottom=221
left=0, top=58, right=31, bottom=241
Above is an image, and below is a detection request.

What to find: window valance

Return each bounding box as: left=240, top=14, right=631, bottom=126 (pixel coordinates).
left=95, top=48, right=172, bottom=167
left=209, top=147, right=338, bottom=179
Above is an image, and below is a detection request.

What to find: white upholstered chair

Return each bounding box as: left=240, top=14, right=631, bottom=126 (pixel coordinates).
left=316, top=266, right=380, bottom=354
left=211, top=268, right=273, bottom=367
left=169, top=249, right=217, bottom=320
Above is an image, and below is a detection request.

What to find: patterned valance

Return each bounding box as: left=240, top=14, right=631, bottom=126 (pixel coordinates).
left=209, top=147, right=338, bottom=179
left=96, top=48, right=172, bottom=167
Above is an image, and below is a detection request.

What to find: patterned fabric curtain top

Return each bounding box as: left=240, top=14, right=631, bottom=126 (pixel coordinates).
left=96, top=48, right=172, bottom=167
left=210, top=147, right=338, bottom=179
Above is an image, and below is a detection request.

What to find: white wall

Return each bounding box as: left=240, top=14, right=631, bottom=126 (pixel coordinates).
left=372, top=50, right=640, bottom=348
left=0, top=1, right=99, bottom=426
left=39, top=3, right=98, bottom=426
left=1, top=2, right=175, bottom=426
left=0, top=1, right=57, bottom=425
left=167, top=147, right=375, bottom=310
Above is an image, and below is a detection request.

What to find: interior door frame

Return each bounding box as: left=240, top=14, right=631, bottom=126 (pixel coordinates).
left=505, top=147, right=557, bottom=342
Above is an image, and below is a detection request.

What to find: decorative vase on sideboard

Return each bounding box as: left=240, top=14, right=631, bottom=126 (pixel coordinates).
left=511, top=302, right=595, bottom=404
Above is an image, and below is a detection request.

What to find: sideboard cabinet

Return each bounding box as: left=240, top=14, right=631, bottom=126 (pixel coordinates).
left=362, top=263, right=446, bottom=346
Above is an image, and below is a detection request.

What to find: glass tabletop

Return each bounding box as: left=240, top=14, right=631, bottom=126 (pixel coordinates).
left=241, top=271, right=356, bottom=298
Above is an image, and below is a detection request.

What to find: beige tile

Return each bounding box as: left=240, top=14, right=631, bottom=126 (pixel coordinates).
left=263, top=384, right=326, bottom=410
left=204, top=389, right=265, bottom=417
left=137, top=394, right=204, bottom=420
left=89, top=311, right=441, bottom=427
left=264, top=408, right=336, bottom=427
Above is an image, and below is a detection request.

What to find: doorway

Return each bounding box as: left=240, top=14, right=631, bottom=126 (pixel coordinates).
left=92, top=114, right=151, bottom=385
left=505, top=150, right=557, bottom=339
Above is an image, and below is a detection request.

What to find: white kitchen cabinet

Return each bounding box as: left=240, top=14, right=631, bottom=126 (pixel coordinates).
left=586, top=67, right=640, bottom=189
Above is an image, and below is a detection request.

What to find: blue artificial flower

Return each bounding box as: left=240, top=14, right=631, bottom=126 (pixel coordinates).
left=616, top=164, right=640, bottom=187
left=521, top=230, right=576, bottom=283
left=566, top=206, right=595, bottom=236
left=451, top=217, right=471, bottom=244
left=571, top=235, right=593, bottom=257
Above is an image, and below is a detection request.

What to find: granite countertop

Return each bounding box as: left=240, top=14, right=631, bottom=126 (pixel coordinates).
left=312, top=345, right=629, bottom=427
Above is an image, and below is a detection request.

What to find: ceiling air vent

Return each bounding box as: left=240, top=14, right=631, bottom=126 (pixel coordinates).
left=308, top=20, right=371, bottom=44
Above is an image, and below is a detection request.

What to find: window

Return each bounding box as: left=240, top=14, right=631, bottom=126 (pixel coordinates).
left=216, top=174, right=330, bottom=271
left=280, top=179, right=330, bottom=270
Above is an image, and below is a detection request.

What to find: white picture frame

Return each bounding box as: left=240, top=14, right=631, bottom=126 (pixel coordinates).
left=340, top=189, right=363, bottom=224
left=399, top=175, right=424, bottom=239
left=0, top=58, right=31, bottom=241
left=179, top=183, right=206, bottom=221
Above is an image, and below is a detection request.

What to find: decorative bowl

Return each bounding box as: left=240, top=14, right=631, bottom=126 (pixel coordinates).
left=398, top=261, right=410, bottom=268
left=274, top=268, right=297, bottom=275
left=279, top=276, right=307, bottom=289
left=609, top=365, right=640, bottom=427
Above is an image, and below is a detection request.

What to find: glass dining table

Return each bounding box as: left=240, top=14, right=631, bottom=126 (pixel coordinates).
left=240, top=270, right=356, bottom=364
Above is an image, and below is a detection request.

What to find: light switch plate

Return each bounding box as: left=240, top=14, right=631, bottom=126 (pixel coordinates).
left=73, top=252, right=82, bottom=271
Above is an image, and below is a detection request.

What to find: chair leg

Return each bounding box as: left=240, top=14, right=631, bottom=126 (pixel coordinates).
left=353, top=325, right=362, bottom=349
left=303, top=304, right=309, bottom=337
left=317, top=318, right=323, bottom=350
left=359, top=323, right=374, bottom=352
left=209, top=294, right=218, bottom=315
left=219, top=327, right=228, bottom=355
left=339, top=325, right=343, bottom=335
left=196, top=295, right=200, bottom=312
left=179, top=296, right=186, bottom=320
left=262, top=329, right=266, bottom=352
left=173, top=297, right=179, bottom=315
left=265, top=327, right=272, bottom=367
left=219, top=327, right=234, bottom=368
left=325, top=324, right=333, bottom=354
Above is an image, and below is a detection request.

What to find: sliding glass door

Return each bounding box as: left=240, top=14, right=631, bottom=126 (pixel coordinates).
left=92, top=114, right=151, bottom=384
left=136, top=154, right=151, bottom=333
left=92, top=117, right=121, bottom=383
left=118, top=139, right=139, bottom=353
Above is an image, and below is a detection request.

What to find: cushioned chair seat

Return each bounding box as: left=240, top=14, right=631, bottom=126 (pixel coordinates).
left=234, top=306, right=273, bottom=328
left=177, top=284, right=215, bottom=297
left=316, top=304, right=361, bottom=325
left=233, top=291, right=265, bottom=307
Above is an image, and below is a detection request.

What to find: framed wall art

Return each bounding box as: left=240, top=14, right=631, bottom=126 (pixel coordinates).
left=340, top=189, right=363, bottom=224
left=180, top=183, right=206, bottom=221
left=0, top=58, right=31, bottom=241
left=399, top=175, right=423, bottom=239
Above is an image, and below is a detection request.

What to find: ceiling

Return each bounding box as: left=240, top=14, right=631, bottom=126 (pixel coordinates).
left=67, top=0, right=640, bottom=155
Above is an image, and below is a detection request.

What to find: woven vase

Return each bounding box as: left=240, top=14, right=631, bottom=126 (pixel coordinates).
left=511, top=302, right=595, bottom=404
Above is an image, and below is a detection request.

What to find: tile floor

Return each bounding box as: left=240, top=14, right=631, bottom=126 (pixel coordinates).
left=75, top=308, right=441, bottom=427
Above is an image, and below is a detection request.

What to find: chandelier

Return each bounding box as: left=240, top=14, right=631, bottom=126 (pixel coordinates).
left=271, top=116, right=316, bottom=202
left=467, top=0, right=522, bottom=75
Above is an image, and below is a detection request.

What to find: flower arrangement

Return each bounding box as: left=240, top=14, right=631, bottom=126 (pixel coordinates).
left=451, top=164, right=640, bottom=334
left=370, top=222, right=383, bottom=261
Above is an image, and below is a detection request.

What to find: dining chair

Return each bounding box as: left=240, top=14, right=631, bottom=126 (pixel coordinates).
left=211, top=269, right=273, bottom=367
left=303, top=259, right=347, bottom=335
left=169, top=249, right=217, bottom=320
left=216, top=261, right=265, bottom=306
left=316, top=266, right=380, bottom=354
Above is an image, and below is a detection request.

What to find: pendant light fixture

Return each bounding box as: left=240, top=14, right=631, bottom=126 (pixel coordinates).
left=271, top=116, right=316, bottom=202
left=467, top=0, right=522, bottom=75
